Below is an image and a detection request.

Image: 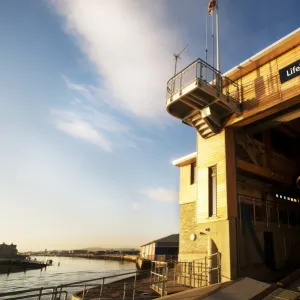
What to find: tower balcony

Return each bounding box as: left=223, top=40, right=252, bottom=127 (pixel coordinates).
left=166, top=58, right=242, bottom=139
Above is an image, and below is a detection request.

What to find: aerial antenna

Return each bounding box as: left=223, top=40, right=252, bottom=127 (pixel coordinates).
left=207, top=0, right=220, bottom=72
left=173, top=44, right=188, bottom=76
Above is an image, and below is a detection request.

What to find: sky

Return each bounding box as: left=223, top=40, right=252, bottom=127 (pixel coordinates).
left=0, top=0, right=299, bottom=252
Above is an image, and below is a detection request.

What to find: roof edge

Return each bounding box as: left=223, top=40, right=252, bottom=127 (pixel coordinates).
left=223, top=27, right=300, bottom=81
left=172, top=152, right=196, bottom=167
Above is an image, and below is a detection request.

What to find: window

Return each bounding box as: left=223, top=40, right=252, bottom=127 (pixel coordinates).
left=209, top=166, right=217, bottom=217
left=190, top=162, right=196, bottom=185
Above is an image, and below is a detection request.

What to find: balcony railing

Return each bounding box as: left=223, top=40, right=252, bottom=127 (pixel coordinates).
left=238, top=194, right=300, bottom=228
left=166, top=58, right=241, bottom=104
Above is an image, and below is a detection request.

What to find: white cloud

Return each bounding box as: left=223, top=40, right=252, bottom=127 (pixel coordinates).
left=62, top=75, right=96, bottom=101
left=51, top=109, right=112, bottom=152
left=142, top=187, right=178, bottom=203
left=53, top=0, right=184, bottom=121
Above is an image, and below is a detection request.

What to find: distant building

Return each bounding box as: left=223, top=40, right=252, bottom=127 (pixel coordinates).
left=140, top=234, right=179, bottom=261
left=70, top=250, right=88, bottom=254
left=0, top=243, right=18, bottom=258
left=59, top=250, right=70, bottom=255
left=122, top=249, right=140, bottom=255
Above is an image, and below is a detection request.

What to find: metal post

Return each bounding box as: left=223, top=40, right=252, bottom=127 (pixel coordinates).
left=174, top=263, right=176, bottom=286
left=51, top=287, right=57, bottom=300
left=82, top=284, right=86, bottom=300
left=205, top=257, right=207, bottom=286
left=37, top=287, right=42, bottom=300
left=193, top=261, right=195, bottom=287
left=58, top=285, right=63, bottom=299
left=132, top=272, right=137, bottom=300
left=161, top=268, right=165, bottom=296
left=216, top=0, right=220, bottom=72
left=122, top=283, right=126, bottom=300
left=189, top=263, right=192, bottom=288
left=99, top=278, right=105, bottom=300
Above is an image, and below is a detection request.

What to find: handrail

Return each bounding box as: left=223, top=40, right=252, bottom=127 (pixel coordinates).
left=0, top=267, right=170, bottom=300
left=167, top=58, right=221, bottom=85
left=166, top=57, right=240, bottom=103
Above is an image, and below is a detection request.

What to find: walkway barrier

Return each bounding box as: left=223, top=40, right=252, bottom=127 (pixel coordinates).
left=0, top=267, right=169, bottom=300
left=150, top=261, right=168, bottom=296
left=174, top=252, right=221, bottom=288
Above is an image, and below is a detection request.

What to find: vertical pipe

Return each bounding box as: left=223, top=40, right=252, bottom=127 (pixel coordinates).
left=211, top=12, right=215, bottom=79
left=216, top=0, right=220, bottom=72
left=205, top=12, right=208, bottom=81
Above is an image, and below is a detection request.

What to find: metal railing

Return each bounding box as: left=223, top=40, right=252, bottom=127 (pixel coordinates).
left=166, top=58, right=240, bottom=103
left=174, top=252, right=221, bottom=288
left=0, top=287, right=68, bottom=300
left=238, top=194, right=300, bottom=228
left=0, top=267, right=169, bottom=300
left=150, top=262, right=168, bottom=296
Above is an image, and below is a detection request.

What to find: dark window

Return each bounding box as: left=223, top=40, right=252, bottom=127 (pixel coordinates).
left=209, top=166, right=217, bottom=217
left=190, top=162, right=196, bottom=185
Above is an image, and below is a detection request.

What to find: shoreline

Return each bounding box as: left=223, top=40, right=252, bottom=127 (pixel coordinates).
left=32, top=254, right=138, bottom=263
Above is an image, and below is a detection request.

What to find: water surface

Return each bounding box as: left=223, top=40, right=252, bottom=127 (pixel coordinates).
left=0, top=256, right=136, bottom=297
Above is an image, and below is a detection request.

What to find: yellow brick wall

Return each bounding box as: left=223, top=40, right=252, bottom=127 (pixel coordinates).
left=178, top=129, right=237, bottom=281
left=196, top=131, right=227, bottom=222
left=179, top=200, right=235, bottom=280
left=179, top=164, right=196, bottom=205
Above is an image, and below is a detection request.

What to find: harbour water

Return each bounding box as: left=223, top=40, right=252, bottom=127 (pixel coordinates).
left=0, top=256, right=136, bottom=297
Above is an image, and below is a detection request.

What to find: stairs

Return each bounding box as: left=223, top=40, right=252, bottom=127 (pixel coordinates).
left=184, top=111, right=219, bottom=139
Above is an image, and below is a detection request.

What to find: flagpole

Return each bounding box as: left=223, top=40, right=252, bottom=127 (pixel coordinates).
left=216, top=0, right=220, bottom=72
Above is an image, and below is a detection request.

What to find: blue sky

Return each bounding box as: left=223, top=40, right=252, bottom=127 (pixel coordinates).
left=0, top=0, right=298, bottom=251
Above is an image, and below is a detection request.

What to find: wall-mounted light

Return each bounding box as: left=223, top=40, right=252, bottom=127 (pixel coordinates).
left=190, top=233, right=197, bottom=241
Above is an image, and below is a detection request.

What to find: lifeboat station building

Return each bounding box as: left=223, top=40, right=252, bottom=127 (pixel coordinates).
left=169, top=28, right=300, bottom=284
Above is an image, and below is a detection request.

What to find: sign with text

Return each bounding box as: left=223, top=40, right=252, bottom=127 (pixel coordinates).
left=279, top=60, right=300, bottom=84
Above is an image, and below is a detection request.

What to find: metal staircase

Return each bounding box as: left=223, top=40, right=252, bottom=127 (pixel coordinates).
left=166, top=58, right=242, bottom=139
left=183, top=112, right=215, bottom=139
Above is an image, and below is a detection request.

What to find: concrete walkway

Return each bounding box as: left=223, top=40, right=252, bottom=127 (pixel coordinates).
left=160, top=278, right=271, bottom=300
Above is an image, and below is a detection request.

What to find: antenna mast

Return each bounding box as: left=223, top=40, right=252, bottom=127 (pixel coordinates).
left=216, top=0, right=220, bottom=72
left=173, top=44, right=188, bottom=76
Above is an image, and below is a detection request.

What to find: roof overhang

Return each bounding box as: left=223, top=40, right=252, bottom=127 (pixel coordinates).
left=223, top=27, right=300, bottom=82
left=172, top=152, right=196, bottom=167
